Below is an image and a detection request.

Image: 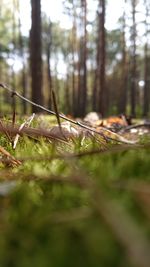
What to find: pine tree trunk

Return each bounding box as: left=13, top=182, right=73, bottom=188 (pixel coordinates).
left=119, top=1, right=128, bottom=114
left=17, top=0, right=27, bottom=114
left=30, top=0, right=43, bottom=113
left=46, top=20, right=53, bottom=110
left=72, top=7, right=77, bottom=117
left=77, top=0, right=87, bottom=117
left=143, top=43, right=149, bottom=116
left=130, top=0, right=137, bottom=117
left=97, top=0, right=106, bottom=117
left=143, top=0, right=150, bottom=117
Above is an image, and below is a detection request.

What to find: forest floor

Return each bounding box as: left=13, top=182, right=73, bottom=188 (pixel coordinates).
left=0, top=113, right=150, bottom=267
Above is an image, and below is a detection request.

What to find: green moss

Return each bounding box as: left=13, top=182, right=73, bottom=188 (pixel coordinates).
left=0, top=120, right=150, bottom=267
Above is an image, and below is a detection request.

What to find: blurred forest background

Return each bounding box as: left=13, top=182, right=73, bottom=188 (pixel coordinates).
left=0, top=0, right=150, bottom=117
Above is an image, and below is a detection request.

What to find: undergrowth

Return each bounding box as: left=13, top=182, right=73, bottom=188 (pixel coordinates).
left=0, top=116, right=150, bottom=267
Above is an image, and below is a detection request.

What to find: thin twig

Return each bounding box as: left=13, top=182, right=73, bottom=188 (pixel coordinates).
left=0, top=83, right=137, bottom=144
left=12, top=108, right=16, bottom=128
left=51, top=89, right=62, bottom=133
left=0, top=143, right=148, bottom=164
left=13, top=113, right=35, bottom=149
left=0, top=123, right=68, bottom=143
left=119, top=122, right=150, bottom=133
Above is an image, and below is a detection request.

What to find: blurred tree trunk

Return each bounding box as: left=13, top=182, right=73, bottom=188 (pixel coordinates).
left=98, top=0, right=106, bottom=116
left=93, top=0, right=106, bottom=116
left=17, top=0, right=27, bottom=114
left=46, top=19, right=53, bottom=110
left=72, top=5, right=78, bottom=117
left=118, top=0, right=128, bottom=114
left=77, top=0, right=87, bottom=117
left=30, top=0, right=43, bottom=113
left=54, top=58, right=60, bottom=106
left=130, top=0, right=137, bottom=117
left=143, top=0, right=150, bottom=117
left=92, top=7, right=100, bottom=112
left=65, top=71, right=71, bottom=114
left=11, top=0, right=17, bottom=111
left=143, top=42, right=149, bottom=116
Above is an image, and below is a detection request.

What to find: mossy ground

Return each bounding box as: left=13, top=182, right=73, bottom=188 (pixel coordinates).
left=0, top=116, right=150, bottom=267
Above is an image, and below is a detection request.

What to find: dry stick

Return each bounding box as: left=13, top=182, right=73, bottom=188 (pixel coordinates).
left=0, top=83, right=135, bottom=144
left=0, top=123, right=68, bottom=143
left=12, top=107, right=16, bottom=128
left=51, top=89, right=67, bottom=141
left=51, top=89, right=62, bottom=133
left=0, top=134, right=150, bottom=163
left=0, top=143, right=148, bottom=164
left=0, top=142, right=146, bottom=164
left=119, top=122, right=150, bottom=133
left=13, top=113, right=35, bottom=149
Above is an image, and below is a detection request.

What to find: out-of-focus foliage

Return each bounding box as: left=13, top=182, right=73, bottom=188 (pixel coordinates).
left=0, top=115, right=150, bottom=267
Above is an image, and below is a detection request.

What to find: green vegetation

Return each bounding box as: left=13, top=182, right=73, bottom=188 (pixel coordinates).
left=0, top=116, right=150, bottom=267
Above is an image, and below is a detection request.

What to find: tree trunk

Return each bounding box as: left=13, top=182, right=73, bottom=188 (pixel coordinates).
left=143, top=43, right=149, bottom=116
left=143, top=0, right=150, bottom=117
left=94, top=0, right=106, bottom=117
left=11, top=0, right=17, bottom=112
left=72, top=6, right=78, bottom=117
left=99, top=0, right=106, bottom=116
left=118, top=0, right=128, bottom=114
left=77, top=0, right=87, bottom=117
left=92, top=9, right=100, bottom=112
left=46, top=19, right=53, bottom=110
left=30, top=0, right=43, bottom=113
left=130, top=0, right=137, bottom=117
left=17, top=0, right=27, bottom=114
left=65, top=71, right=71, bottom=114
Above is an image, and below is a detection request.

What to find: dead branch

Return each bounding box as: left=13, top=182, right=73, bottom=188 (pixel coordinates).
left=0, top=83, right=137, bottom=144
left=13, top=113, right=35, bottom=149
left=119, top=122, right=150, bottom=133
left=0, top=142, right=148, bottom=165
left=0, top=123, right=68, bottom=143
